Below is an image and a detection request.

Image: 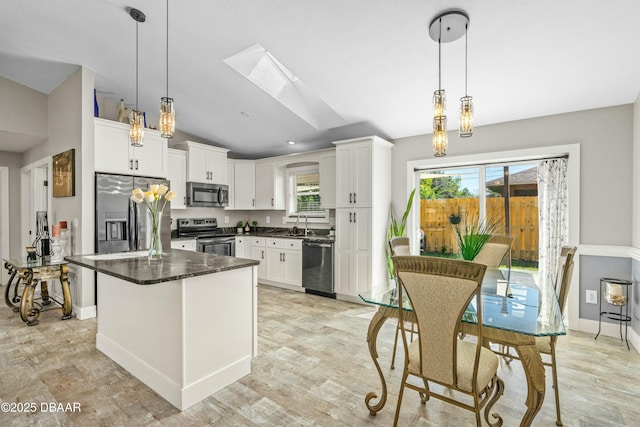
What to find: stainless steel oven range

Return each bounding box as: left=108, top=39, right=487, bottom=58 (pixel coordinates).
left=176, top=218, right=236, bottom=256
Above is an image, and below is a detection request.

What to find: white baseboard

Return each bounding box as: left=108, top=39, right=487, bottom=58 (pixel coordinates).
left=258, top=280, right=305, bottom=293
left=74, top=304, right=96, bottom=320
left=97, top=333, right=251, bottom=411
left=576, top=318, right=639, bottom=352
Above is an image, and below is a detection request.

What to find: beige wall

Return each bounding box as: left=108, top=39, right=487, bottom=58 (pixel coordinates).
left=391, top=105, right=633, bottom=246
left=0, top=151, right=23, bottom=257
left=0, top=76, right=47, bottom=142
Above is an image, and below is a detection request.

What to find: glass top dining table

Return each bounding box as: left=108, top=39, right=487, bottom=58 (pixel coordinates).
left=359, top=267, right=566, bottom=337
left=358, top=266, right=565, bottom=426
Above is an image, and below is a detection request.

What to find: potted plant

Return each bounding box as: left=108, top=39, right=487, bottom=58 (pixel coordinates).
left=236, top=221, right=244, bottom=234
left=387, top=188, right=416, bottom=280
left=251, top=220, right=258, bottom=233
left=452, top=215, right=499, bottom=260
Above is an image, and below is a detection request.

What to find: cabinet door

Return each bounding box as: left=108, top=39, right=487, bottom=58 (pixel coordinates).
left=352, top=143, right=372, bottom=207
left=265, top=247, right=284, bottom=282
left=133, top=133, right=167, bottom=178
left=334, top=209, right=354, bottom=295
left=282, top=249, right=302, bottom=286
left=226, top=161, right=235, bottom=209
left=207, top=150, right=227, bottom=184
left=255, top=161, right=274, bottom=209
left=251, top=246, right=266, bottom=280
left=352, top=208, right=372, bottom=294
left=335, top=145, right=354, bottom=208
left=94, top=119, right=132, bottom=175
left=235, top=236, right=247, bottom=258
left=234, top=162, right=255, bottom=209
left=319, top=153, right=336, bottom=209
left=187, top=145, right=208, bottom=182
left=167, top=149, right=187, bottom=209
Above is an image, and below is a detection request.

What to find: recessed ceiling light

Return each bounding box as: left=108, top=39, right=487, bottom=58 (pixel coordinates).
left=240, top=111, right=252, bottom=118
left=287, top=140, right=296, bottom=145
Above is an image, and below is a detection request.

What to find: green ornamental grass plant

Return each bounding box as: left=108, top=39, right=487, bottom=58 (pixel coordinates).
left=387, top=188, right=416, bottom=278
left=452, top=215, right=500, bottom=261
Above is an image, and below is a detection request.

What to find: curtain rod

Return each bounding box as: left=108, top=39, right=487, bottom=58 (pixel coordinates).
left=413, top=153, right=569, bottom=172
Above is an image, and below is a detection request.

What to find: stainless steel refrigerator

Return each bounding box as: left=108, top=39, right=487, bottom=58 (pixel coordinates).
left=95, top=173, right=171, bottom=254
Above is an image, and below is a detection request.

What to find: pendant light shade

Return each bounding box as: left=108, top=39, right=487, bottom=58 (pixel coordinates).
left=159, top=0, right=175, bottom=138
left=129, top=8, right=146, bottom=147
left=433, top=116, right=448, bottom=157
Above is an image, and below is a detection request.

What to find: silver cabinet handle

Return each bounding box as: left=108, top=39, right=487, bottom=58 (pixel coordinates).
left=353, top=193, right=356, bottom=204
left=353, top=212, right=357, bottom=222
left=135, top=159, right=139, bottom=170
left=349, top=193, right=353, bottom=203
left=271, top=198, right=274, bottom=206
left=261, top=250, right=264, bottom=260
left=283, top=253, right=286, bottom=262
left=183, top=196, right=186, bottom=204
left=129, top=159, right=133, bottom=170
left=349, top=212, right=352, bottom=223
left=253, top=199, right=255, bottom=207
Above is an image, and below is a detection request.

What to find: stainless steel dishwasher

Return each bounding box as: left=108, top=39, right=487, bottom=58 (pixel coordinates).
left=302, top=240, right=335, bottom=298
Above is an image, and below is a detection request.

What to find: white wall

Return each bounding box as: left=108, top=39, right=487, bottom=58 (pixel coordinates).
left=0, top=76, right=47, bottom=143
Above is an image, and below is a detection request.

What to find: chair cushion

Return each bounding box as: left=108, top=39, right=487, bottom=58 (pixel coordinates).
left=407, top=338, right=499, bottom=393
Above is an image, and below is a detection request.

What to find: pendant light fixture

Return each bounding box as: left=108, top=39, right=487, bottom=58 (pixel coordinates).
left=129, top=8, right=146, bottom=147
left=459, top=21, right=473, bottom=137
left=159, top=0, right=175, bottom=138
left=429, top=10, right=471, bottom=156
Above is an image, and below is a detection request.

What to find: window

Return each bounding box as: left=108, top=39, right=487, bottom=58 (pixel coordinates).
left=286, top=164, right=328, bottom=222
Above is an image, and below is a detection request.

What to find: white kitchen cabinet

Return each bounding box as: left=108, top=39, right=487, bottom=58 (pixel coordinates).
left=255, top=160, right=285, bottom=210
left=231, top=160, right=256, bottom=210
left=167, top=148, right=187, bottom=209
left=94, top=118, right=168, bottom=178
left=174, top=140, right=229, bottom=184
left=333, top=136, right=392, bottom=300
left=170, top=239, right=197, bottom=252
left=319, top=152, right=336, bottom=209
left=249, top=237, right=266, bottom=281
left=264, top=238, right=302, bottom=287
left=235, top=236, right=248, bottom=258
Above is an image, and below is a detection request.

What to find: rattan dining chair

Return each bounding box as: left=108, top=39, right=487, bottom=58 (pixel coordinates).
left=495, top=245, right=577, bottom=426
left=392, top=256, right=504, bottom=427
left=473, top=235, right=514, bottom=268
left=388, top=236, right=416, bottom=369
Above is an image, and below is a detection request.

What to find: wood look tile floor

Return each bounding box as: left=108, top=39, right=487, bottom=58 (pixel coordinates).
left=1, top=284, right=639, bottom=426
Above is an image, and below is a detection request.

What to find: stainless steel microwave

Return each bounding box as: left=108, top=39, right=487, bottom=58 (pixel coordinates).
left=186, top=182, right=229, bottom=207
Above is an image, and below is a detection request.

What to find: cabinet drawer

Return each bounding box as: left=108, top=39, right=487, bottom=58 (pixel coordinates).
left=265, top=238, right=302, bottom=250
left=251, top=237, right=266, bottom=247
left=171, top=239, right=197, bottom=251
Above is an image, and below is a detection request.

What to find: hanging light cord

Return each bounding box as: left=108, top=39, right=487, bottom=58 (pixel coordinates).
left=464, top=23, right=468, bottom=96
left=438, top=18, right=442, bottom=91
left=166, top=0, right=169, bottom=97
left=135, top=19, right=139, bottom=110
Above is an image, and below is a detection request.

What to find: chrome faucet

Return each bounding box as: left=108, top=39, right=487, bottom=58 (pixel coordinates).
left=302, top=214, right=309, bottom=236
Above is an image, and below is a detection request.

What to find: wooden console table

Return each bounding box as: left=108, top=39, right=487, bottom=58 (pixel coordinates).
left=3, top=258, right=72, bottom=325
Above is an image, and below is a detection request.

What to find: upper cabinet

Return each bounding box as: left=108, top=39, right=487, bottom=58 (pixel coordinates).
left=94, top=118, right=168, bottom=178
left=228, top=159, right=255, bottom=210
left=174, top=140, right=229, bottom=184
left=319, top=152, right=336, bottom=209
left=255, top=160, right=285, bottom=210
left=167, top=148, right=187, bottom=209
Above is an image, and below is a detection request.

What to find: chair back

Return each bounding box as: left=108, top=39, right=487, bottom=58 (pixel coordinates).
left=389, top=236, right=410, bottom=256
left=473, top=235, right=514, bottom=268
left=555, top=246, right=577, bottom=314
left=393, top=256, right=486, bottom=388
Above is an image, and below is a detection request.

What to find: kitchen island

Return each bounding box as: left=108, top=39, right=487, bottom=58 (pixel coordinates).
left=66, top=250, right=259, bottom=411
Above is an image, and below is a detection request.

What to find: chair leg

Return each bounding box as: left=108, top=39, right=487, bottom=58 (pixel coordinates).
left=550, top=345, right=563, bottom=426
left=393, top=371, right=408, bottom=427
left=390, top=320, right=401, bottom=369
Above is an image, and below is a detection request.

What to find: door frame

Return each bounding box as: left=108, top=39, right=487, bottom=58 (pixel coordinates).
left=0, top=166, right=8, bottom=284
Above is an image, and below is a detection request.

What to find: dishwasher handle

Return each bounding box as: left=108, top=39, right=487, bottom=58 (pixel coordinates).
left=303, top=242, right=333, bottom=248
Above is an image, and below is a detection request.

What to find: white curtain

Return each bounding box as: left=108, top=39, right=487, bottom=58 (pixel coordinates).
left=537, top=158, right=568, bottom=320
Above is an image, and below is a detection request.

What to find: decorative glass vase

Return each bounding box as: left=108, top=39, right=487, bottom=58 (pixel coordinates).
left=148, top=214, right=163, bottom=260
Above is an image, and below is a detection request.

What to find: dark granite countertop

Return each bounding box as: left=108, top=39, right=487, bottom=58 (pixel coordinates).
left=65, top=250, right=259, bottom=285
left=171, top=230, right=335, bottom=243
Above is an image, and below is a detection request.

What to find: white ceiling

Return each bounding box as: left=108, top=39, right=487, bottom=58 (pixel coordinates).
left=1, top=0, right=639, bottom=158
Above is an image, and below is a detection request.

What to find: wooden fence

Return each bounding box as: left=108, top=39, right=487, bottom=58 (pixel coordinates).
left=420, top=196, right=539, bottom=261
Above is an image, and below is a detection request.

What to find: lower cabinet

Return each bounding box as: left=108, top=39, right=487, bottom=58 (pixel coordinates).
left=249, top=237, right=266, bottom=281
left=170, top=239, right=197, bottom=252
left=264, top=238, right=302, bottom=288
left=235, top=236, right=248, bottom=258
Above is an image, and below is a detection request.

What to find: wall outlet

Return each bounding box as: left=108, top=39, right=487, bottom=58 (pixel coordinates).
left=266, top=216, right=270, bottom=224
left=586, top=290, right=598, bottom=304
left=224, top=216, right=229, bottom=224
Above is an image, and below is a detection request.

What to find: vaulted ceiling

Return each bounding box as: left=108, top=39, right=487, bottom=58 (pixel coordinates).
left=1, top=0, right=639, bottom=157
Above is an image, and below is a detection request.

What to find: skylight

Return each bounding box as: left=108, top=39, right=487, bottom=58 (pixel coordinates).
left=224, top=44, right=345, bottom=130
